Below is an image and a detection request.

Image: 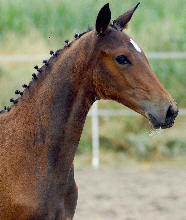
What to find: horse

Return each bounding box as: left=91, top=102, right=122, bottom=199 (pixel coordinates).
left=0, top=2, right=178, bottom=219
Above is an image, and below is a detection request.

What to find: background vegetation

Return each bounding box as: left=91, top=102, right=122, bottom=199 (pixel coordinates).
left=0, top=0, right=185, bottom=164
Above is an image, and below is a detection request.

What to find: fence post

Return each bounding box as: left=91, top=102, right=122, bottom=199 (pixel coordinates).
left=91, top=101, right=99, bottom=168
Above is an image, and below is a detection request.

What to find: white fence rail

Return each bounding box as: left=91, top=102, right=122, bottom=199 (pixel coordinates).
left=0, top=52, right=186, bottom=168
left=88, top=108, right=186, bottom=117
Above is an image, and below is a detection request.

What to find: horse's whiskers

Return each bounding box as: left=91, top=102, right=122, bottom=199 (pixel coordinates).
left=148, top=127, right=164, bottom=137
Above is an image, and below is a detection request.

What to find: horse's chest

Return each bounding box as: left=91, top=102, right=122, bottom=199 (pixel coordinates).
left=28, top=199, right=65, bottom=220
left=11, top=178, right=68, bottom=220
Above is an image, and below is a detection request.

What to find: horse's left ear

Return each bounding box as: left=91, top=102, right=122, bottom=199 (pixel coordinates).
left=113, top=2, right=140, bottom=31
left=96, top=3, right=111, bottom=36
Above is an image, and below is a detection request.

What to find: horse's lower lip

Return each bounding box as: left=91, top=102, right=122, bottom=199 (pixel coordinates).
left=148, top=113, right=175, bottom=129
left=160, top=121, right=174, bottom=129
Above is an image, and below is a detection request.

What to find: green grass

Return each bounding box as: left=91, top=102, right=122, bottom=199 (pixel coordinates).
left=0, top=0, right=185, bottom=50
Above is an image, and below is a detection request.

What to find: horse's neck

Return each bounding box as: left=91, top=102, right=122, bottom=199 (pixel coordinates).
left=43, top=77, right=93, bottom=175
left=9, top=35, right=94, bottom=177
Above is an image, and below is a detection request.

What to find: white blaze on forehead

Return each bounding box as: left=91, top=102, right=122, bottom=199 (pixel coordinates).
left=130, top=38, right=141, bottom=53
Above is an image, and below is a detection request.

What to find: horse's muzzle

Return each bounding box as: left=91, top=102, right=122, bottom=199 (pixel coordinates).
left=148, top=105, right=178, bottom=129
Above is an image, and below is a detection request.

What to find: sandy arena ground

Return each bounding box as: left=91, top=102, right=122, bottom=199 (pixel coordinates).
left=74, top=167, right=186, bottom=220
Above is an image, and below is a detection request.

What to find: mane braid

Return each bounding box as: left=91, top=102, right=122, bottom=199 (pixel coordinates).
left=0, top=28, right=93, bottom=114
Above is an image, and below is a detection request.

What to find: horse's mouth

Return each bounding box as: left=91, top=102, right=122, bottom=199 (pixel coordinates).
left=148, top=111, right=178, bottom=129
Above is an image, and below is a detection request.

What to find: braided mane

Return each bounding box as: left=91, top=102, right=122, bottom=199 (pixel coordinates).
left=0, top=28, right=93, bottom=114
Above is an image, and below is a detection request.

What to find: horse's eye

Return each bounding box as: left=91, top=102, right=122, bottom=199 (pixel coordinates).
left=115, top=55, right=131, bottom=65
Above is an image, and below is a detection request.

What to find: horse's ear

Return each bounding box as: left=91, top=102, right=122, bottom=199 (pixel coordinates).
left=113, top=2, right=140, bottom=31
left=96, top=3, right=111, bottom=36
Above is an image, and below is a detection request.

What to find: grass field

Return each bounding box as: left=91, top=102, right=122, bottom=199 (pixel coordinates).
left=0, top=0, right=185, bottom=50
left=0, top=0, right=185, bottom=161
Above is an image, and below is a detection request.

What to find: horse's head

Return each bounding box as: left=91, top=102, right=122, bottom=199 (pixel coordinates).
left=92, top=3, right=178, bottom=129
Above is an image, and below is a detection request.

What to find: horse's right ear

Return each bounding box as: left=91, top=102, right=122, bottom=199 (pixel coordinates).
left=113, top=2, right=140, bottom=31
left=96, top=3, right=111, bottom=36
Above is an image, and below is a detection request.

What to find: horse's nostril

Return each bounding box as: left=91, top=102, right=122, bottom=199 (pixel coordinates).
left=166, top=105, right=175, bottom=121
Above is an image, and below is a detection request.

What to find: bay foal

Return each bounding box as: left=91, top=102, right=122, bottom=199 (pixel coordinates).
left=0, top=3, right=178, bottom=219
